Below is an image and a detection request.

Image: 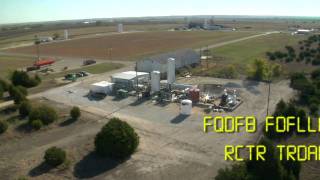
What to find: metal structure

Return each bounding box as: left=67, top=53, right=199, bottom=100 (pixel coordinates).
left=151, top=71, right=160, bottom=93
left=167, top=58, right=176, bottom=85
left=64, top=29, right=69, bottom=40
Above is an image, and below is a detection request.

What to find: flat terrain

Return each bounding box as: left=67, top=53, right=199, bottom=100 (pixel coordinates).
left=0, top=72, right=294, bottom=179
left=190, top=33, right=308, bottom=77
left=0, top=55, right=35, bottom=78
left=6, top=31, right=258, bottom=60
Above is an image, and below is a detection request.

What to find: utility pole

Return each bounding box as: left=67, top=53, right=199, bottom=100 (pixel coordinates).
left=266, top=68, right=272, bottom=116
left=136, top=61, right=139, bottom=100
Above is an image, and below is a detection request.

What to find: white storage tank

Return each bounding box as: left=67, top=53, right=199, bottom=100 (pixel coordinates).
left=151, top=71, right=160, bottom=93
left=167, top=58, right=176, bottom=84
left=64, top=29, right=69, bottom=40
left=117, top=23, right=123, bottom=33
left=180, top=99, right=192, bottom=115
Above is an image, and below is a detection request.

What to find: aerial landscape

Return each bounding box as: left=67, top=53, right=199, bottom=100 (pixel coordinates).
left=1, top=0, right=320, bottom=180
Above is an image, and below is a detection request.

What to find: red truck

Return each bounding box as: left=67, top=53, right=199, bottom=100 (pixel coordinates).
left=34, top=58, right=55, bottom=67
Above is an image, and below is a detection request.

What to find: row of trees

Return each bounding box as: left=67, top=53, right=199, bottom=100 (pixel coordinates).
left=215, top=137, right=301, bottom=180
left=267, top=35, right=320, bottom=66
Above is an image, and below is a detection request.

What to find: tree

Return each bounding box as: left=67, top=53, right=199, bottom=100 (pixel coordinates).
left=19, top=101, right=32, bottom=117
left=13, top=90, right=27, bottom=105
left=10, top=70, right=40, bottom=88
left=309, top=104, right=319, bottom=116
left=246, top=137, right=285, bottom=180
left=282, top=159, right=301, bottom=180
left=311, top=69, right=320, bottom=80
left=52, top=33, right=60, bottom=40
left=0, top=86, right=3, bottom=99
left=0, top=79, right=9, bottom=91
left=70, top=106, right=81, bottom=120
left=215, top=163, right=247, bottom=180
left=31, top=120, right=43, bottom=130
left=44, top=147, right=66, bottom=166
left=249, top=59, right=268, bottom=81
left=95, top=118, right=139, bottom=158
left=0, top=120, right=8, bottom=134
left=29, top=105, right=58, bottom=125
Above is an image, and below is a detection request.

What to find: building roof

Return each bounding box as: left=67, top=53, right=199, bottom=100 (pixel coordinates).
left=92, top=81, right=114, bottom=87
left=112, top=71, right=149, bottom=80
left=140, top=49, right=199, bottom=64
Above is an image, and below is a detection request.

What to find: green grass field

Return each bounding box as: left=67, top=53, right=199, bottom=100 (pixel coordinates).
left=203, top=33, right=304, bottom=76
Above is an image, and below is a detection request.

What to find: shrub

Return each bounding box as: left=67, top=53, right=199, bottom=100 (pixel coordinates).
left=13, top=90, right=27, bottom=105
left=16, top=86, right=28, bottom=96
left=29, top=105, right=58, bottom=125
left=0, top=86, right=3, bottom=99
left=31, top=120, right=43, bottom=130
left=70, top=106, right=81, bottom=120
left=44, top=147, right=66, bottom=166
left=0, top=120, right=8, bottom=134
left=309, top=104, right=319, bottom=116
left=311, top=68, right=320, bottom=80
left=0, top=79, right=9, bottom=91
left=19, top=101, right=32, bottom=117
left=95, top=118, right=139, bottom=158
left=10, top=70, right=40, bottom=88
left=215, top=163, right=247, bottom=180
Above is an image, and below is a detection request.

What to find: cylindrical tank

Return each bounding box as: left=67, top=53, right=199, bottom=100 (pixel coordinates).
left=151, top=71, right=160, bottom=93
left=189, top=88, right=200, bottom=103
left=180, top=99, right=192, bottom=115
left=167, top=58, right=176, bottom=84
left=64, top=30, right=68, bottom=40
left=117, top=24, right=123, bottom=33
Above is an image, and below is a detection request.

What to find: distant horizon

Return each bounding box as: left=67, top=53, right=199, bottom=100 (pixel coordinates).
left=2, top=0, right=320, bottom=25
left=1, top=14, right=320, bottom=26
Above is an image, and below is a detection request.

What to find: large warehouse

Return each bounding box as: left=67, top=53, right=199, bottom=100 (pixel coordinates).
left=137, top=49, right=200, bottom=77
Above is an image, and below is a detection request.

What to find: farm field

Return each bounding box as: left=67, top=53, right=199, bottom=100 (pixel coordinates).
left=6, top=31, right=258, bottom=60
left=0, top=24, right=182, bottom=49
left=190, top=33, right=307, bottom=77
left=0, top=55, right=35, bottom=78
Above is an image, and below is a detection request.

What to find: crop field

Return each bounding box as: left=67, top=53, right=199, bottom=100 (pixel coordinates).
left=0, top=24, right=182, bottom=49
left=6, top=31, right=257, bottom=60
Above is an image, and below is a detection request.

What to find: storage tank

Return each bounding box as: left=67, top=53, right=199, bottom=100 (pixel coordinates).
left=117, top=24, right=123, bottom=33
left=64, top=29, right=69, bottom=40
left=151, top=71, right=160, bottom=93
left=181, top=99, right=192, bottom=115
left=167, top=58, right=176, bottom=84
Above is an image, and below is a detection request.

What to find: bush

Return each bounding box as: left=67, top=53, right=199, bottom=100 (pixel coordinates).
left=13, top=90, right=27, bottom=105
left=44, top=147, right=66, bottom=166
left=70, top=106, right=81, bottom=120
left=0, top=120, right=8, bottom=134
left=10, top=70, right=40, bottom=88
left=29, top=105, right=58, bottom=125
left=0, top=86, right=3, bottom=99
left=0, top=79, right=9, bottom=91
left=16, top=86, right=28, bottom=96
left=215, top=163, right=247, bottom=180
left=95, top=118, right=139, bottom=158
left=19, top=101, right=32, bottom=117
left=309, top=104, right=319, bottom=116
left=31, top=120, right=43, bottom=130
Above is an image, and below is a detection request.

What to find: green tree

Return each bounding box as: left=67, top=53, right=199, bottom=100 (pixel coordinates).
left=246, top=137, right=285, bottom=180
left=19, top=101, right=32, bottom=118
left=309, top=104, right=319, bottom=116
left=215, top=163, right=247, bottom=180
left=44, top=147, right=66, bottom=166
left=95, top=118, right=139, bottom=158
left=0, top=120, right=8, bottom=134
left=0, top=79, right=9, bottom=91
left=70, top=106, right=81, bottom=120
left=29, top=105, right=58, bottom=125
left=31, top=120, right=43, bottom=130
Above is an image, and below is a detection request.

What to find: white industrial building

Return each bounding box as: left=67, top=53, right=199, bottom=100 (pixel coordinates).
left=111, top=71, right=149, bottom=90
left=137, top=49, right=200, bottom=78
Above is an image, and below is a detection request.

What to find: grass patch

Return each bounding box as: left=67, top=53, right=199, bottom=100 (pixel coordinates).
left=0, top=55, right=35, bottom=79
left=192, top=33, right=304, bottom=78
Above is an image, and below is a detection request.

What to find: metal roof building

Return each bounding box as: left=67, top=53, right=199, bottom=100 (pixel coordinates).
left=137, top=49, right=200, bottom=76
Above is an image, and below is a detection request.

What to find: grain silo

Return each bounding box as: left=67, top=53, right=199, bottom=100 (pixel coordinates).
left=167, top=58, right=176, bottom=84
left=117, top=24, right=123, bottom=33
left=64, top=30, right=69, bottom=40
left=151, top=71, right=160, bottom=93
